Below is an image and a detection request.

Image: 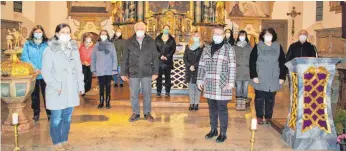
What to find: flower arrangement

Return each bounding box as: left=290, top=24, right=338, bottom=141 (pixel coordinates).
left=337, top=134, right=346, bottom=144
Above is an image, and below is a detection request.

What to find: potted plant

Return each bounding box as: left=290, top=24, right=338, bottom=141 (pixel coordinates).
left=335, top=109, right=346, bottom=151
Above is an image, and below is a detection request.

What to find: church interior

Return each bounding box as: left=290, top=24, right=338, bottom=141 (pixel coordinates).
left=1, top=1, right=346, bottom=151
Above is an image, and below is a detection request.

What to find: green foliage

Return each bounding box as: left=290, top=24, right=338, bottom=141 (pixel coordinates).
left=335, top=109, right=346, bottom=134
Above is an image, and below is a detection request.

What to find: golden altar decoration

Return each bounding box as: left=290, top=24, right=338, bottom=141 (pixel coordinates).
left=1, top=47, right=36, bottom=133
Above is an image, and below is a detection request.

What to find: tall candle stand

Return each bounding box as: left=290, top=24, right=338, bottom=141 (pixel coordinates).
left=250, top=118, right=257, bottom=151
left=13, top=124, right=20, bottom=151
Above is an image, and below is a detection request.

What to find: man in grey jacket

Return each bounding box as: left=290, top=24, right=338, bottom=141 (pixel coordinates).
left=121, top=22, right=159, bottom=122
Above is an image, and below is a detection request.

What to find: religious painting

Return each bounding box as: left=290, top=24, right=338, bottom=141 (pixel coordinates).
left=227, top=1, right=273, bottom=18
left=329, top=1, right=342, bottom=13
left=67, top=1, right=112, bottom=17
left=149, top=1, right=189, bottom=13
left=1, top=1, right=6, bottom=5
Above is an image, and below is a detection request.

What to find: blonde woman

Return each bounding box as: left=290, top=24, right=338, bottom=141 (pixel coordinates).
left=183, top=31, right=204, bottom=111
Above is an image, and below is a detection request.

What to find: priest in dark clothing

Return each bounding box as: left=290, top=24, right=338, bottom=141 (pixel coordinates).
left=286, top=30, right=318, bottom=62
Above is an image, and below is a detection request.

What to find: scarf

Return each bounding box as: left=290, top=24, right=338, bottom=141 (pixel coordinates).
left=48, top=39, right=77, bottom=59
left=34, top=39, right=43, bottom=45
left=98, top=41, right=110, bottom=54
left=236, top=41, right=247, bottom=48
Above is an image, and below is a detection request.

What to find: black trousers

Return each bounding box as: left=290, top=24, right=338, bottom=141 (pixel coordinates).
left=254, top=90, right=276, bottom=119
left=31, top=79, right=51, bottom=116
left=207, top=99, right=229, bottom=133
left=82, top=65, right=92, bottom=93
left=156, top=66, right=172, bottom=94
left=98, top=75, right=112, bottom=98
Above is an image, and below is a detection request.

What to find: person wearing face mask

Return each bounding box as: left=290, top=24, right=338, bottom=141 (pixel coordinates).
left=249, top=28, right=287, bottom=125
left=121, top=22, right=159, bottom=122
left=234, top=30, right=252, bottom=111
left=197, top=26, right=236, bottom=143
left=112, top=28, right=125, bottom=88
left=224, top=29, right=235, bottom=45
left=41, top=23, right=85, bottom=151
left=183, top=31, right=204, bottom=111
left=21, top=25, right=51, bottom=121
left=155, top=25, right=176, bottom=97
left=286, top=30, right=318, bottom=62
left=79, top=32, right=94, bottom=97
left=91, top=30, right=118, bottom=109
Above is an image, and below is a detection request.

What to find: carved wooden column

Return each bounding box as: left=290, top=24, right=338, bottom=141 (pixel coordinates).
left=195, top=2, right=202, bottom=23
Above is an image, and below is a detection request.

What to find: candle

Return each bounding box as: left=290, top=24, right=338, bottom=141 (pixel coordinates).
left=12, top=113, right=18, bottom=125
left=251, top=118, right=257, bottom=130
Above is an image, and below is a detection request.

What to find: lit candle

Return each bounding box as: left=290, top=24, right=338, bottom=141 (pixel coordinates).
left=251, top=118, right=257, bottom=130
left=12, top=113, right=18, bottom=125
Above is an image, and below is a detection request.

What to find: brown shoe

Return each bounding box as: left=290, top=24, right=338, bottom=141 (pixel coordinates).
left=257, top=118, right=264, bottom=125
left=53, top=144, right=66, bottom=151
left=144, top=113, right=154, bottom=122
left=62, top=142, right=73, bottom=150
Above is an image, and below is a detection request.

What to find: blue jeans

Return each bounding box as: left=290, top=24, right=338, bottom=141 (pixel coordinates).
left=113, top=66, right=123, bottom=85
left=189, top=82, right=201, bottom=104
left=50, top=107, right=74, bottom=145
left=235, top=80, right=249, bottom=98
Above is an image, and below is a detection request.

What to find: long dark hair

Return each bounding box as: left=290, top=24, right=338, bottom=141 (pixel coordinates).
left=54, top=23, right=72, bottom=40
left=259, top=28, right=277, bottom=42
left=27, top=25, right=49, bottom=42
left=224, top=29, right=235, bottom=45
left=98, top=30, right=111, bottom=42
left=236, top=30, right=250, bottom=43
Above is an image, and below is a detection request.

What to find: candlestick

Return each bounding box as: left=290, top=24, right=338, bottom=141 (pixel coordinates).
left=12, top=113, right=18, bottom=125
left=251, top=118, right=257, bottom=130
left=13, top=124, right=20, bottom=151
left=250, top=130, right=256, bottom=151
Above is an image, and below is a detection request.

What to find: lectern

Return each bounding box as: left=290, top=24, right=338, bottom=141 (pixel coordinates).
left=283, top=58, right=341, bottom=150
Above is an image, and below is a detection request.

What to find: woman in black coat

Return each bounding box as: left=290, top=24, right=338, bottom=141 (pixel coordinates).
left=183, top=31, right=204, bottom=110
left=155, top=25, right=176, bottom=97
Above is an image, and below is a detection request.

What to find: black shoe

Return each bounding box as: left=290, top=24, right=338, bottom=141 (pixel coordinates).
left=144, top=113, right=154, bottom=122
left=205, top=128, right=218, bottom=139
left=156, top=93, right=161, bottom=97
left=128, top=114, right=140, bottom=122
left=98, top=96, right=104, bottom=109
left=113, top=84, right=118, bottom=87
left=165, top=93, right=170, bottom=97
left=33, top=115, right=39, bottom=121
left=189, top=104, right=194, bottom=110
left=216, top=133, right=227, bottom=143
left=194, top=104, right=199, bottom=110
left=120, top=84, right=123, bottom=87
left=106, top=96, right=111, bottom=109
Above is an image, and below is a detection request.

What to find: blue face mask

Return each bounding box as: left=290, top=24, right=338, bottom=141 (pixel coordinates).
left=213, top=35, right=224, bottom=44
left=163, top=29, right=169, bottom=35
left=34, top=33, right=43, bottom=39
left=193, top=37, right=200, bottom=43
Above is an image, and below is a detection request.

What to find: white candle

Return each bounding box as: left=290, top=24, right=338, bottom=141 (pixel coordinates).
left=251, top=118, right=257, bottom=130
left=12, top=113, right=18, bottom=125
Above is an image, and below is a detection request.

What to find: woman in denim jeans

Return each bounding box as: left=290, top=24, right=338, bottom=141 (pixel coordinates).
left=42, top=23, right=84, bottom=151
left=234, top=30, right=252, bottom=110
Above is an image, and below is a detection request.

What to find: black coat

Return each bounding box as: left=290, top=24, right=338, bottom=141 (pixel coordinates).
left=286, top=41, right=317, bottom=62
left=155, top=33, right=176, bottom=68
left=121, top=34, right=159, bottom=78
left=183, top=46, right=204, bottom=84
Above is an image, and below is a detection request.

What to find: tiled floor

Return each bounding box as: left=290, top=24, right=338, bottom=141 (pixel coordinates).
left=1, top=83, right=332, bottom=151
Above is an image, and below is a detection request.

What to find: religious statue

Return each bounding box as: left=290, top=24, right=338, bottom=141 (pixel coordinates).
left=215, top=2, right=225, bottom=24
left=112, top=1, right=124, bottom=23
left=239, top=2, right=267, bottom=17
left=6, top=29, right=13, bottom=50
left=12, top=29, right=22, bottom=48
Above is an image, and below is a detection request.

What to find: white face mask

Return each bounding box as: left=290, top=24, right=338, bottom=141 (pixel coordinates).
left=264, top=35, right=273, bottom=43
left=115, top=32, right=122, bottom=37
left=100, top=35, right=108, bottom=41
left=239, top=36, right=246, bottom=42
left=225, top=33, right=231, bottom=38
left=85, top=38, right=92, bottom=43
left=136, top=30, right=145, bottom=37
left=58, top=34, right=71, bottom=43
left=299, top=35, right=307, bottom=43
left=213, top=35, right=224, bottom=44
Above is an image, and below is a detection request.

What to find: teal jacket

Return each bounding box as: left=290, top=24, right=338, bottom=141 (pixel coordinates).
left=21, top=40, right=48, bottom=79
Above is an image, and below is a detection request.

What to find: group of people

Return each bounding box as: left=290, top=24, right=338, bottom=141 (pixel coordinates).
left=21, top=21, right=317, bottom=150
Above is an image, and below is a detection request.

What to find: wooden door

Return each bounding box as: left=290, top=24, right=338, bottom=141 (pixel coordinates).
left=261, top=20, right=288, bottom=51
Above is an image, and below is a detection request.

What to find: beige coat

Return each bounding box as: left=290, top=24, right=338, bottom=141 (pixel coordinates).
left=41, top=39, right=84, bottom=110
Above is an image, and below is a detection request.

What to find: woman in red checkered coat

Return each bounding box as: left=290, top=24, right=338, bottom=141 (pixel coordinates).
left=197, top=26, right=236, bottom=143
